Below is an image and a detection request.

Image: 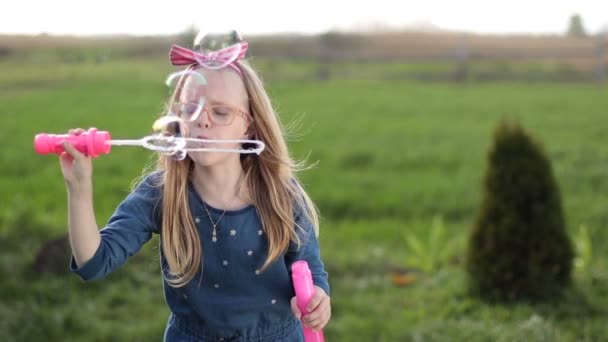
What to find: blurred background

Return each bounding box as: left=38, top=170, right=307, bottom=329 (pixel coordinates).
left=1, top=1, right=607, bottom=341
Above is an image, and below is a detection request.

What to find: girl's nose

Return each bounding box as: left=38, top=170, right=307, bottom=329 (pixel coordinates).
left=196, top=108, right=212, bottom=128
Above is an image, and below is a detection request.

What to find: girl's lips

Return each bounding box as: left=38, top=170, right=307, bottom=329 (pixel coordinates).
left=194, top=136, right=211, bottom=148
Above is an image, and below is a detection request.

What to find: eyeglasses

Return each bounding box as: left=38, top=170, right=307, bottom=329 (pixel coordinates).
left=170, top=101, right=251, bottom=126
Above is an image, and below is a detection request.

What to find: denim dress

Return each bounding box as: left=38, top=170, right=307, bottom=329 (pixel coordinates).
left=70, top=172, right=330, bottom=341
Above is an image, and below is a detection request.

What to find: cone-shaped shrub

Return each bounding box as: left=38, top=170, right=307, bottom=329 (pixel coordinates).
left=466, top=119, right=574, bottom=301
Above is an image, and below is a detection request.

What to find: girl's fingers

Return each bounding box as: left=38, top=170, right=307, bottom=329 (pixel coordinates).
left=303, top=296, right=331, bottom=329
left=68, top=128, right=86, bottom=135
left=59, top=151, right=73, bottom=163
left=290, top=296, right=301, bottom=320
left=306, top=287, right=325, bottom=312
left=62, top=141, right=85, bottom=160
left=306, top=306, right=330, bottom=331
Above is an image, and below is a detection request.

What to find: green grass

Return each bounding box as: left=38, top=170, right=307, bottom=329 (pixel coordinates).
left=1, top=56, right=607, bottom=341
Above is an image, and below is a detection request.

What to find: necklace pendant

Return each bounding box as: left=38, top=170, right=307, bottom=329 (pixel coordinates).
left=212, top=226, right=217, bottom=243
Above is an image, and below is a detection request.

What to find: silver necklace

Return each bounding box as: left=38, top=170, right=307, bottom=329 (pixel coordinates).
left=202, top=191, right=239, bottom=243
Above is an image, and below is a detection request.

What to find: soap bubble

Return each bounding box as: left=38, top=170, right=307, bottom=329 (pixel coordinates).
left=192, top=29, right=245, bottom=69
left=165, top=69, right=207, bottom=122
left=150, top=116, right=188, bottom=161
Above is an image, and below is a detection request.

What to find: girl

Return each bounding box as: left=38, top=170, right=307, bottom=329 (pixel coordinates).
left=61, top=38, right=331, bottom=341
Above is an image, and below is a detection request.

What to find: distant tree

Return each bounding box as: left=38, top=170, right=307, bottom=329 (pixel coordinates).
left=567, top=14, right=587, bottom=37
left=180, top=25, right=199, bottom=47
left=466, top=119, right=574, bottom=301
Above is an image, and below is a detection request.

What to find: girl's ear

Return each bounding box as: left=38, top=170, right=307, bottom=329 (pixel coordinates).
left=244, top=121, right=255, bottom=139
left=244, top=129, right=255, bottom=139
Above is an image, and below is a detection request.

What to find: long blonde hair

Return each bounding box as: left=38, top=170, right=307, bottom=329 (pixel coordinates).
left=156, top=61, right=319, bottom=288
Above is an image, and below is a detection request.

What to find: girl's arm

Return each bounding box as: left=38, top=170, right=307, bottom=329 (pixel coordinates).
left=68, top=187, right=101, bottom=268
left=285, top=205, right=330, bottom=296
left=60, top=137, right=159, bottom=281
left=60, top=138, right=102, bottom=268
left=69, top=177, right=160, bottom=281
left=286, top=202, right=332, bottom=331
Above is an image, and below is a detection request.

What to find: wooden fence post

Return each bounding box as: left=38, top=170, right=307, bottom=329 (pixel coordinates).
left=596, top=32, right=607, bottom=83
left=454, top=34, right=470, bottom=82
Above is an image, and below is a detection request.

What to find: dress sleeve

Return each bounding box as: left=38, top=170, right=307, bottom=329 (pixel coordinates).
left=285, top=202, right=330, bottom=296
left=70, top=173, right=162, bottom=281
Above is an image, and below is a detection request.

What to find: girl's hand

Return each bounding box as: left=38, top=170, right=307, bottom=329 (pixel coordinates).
left=290, top=285, right=331, bottom=332
left=59, top=128, right=93, bottom=193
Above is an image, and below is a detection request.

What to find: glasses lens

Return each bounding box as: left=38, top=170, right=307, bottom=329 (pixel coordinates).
left=172, top=102, right=204, bottom=122
left=208, top=105, right=238, bottom=126
left=165, top=69, right=207, bottom=121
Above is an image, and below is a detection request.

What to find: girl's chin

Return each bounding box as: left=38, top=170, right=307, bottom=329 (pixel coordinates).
left=189, top=152, right=219, bottom=165
left=189, top=152, right=234, bottom=167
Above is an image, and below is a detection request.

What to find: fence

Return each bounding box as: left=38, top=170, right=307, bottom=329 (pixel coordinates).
left=2, top=32, right=606, bottom=83
left=247, top=32, right=608, bottom=83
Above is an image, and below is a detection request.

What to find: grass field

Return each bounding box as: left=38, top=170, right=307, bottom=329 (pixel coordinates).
left=1, top=51, right=608, bottom=341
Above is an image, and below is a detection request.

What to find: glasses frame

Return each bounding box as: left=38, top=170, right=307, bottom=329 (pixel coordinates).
left=170, top=100, right=252, bottom=126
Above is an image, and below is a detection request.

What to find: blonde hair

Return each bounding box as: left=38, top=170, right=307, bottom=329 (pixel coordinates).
left=155, top=60, right=319, bottom=288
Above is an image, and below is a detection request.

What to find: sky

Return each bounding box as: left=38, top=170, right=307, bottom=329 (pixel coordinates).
left=1, top=0, right=607, bottom=36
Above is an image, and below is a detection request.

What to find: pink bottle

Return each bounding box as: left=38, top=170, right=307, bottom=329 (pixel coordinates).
left=34, top=128, right=111, bottom=158
left=291, top=261, right=325, bottom=342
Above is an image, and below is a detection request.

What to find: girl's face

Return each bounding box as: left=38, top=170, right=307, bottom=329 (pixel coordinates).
left=179, top=68, right=251, bottom=167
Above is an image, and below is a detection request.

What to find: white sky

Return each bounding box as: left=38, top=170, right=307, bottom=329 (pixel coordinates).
left=1, top=0, right=607, bottom=36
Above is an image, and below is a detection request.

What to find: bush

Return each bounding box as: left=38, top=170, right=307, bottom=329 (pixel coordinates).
left=466, top=119, right=574, bottom=301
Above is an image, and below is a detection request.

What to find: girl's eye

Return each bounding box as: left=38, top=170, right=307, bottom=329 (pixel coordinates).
left=183, top=104, right=198, bottom=114
left=213, top=107, right=231, bottom=116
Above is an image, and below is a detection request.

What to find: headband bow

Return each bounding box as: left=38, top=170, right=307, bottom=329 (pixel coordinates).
left=169, top=41, right=248, bottom=75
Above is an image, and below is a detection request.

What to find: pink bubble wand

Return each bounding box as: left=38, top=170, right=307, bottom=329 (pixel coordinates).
left=291, top=261, right=325, bottom=342
left=34, top=127, right=265, bottom=158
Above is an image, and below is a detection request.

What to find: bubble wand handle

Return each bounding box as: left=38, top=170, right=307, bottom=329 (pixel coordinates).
left=34, top=128, right=111, bottom=158
left=291, top=261, right=325, bottom=342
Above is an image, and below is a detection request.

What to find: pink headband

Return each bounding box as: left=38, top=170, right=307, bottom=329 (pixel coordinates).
left=169, top=41, right=248, bottom=76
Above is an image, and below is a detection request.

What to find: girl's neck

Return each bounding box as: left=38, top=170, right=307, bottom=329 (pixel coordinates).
left=190, top=160, right=251, bottom=211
